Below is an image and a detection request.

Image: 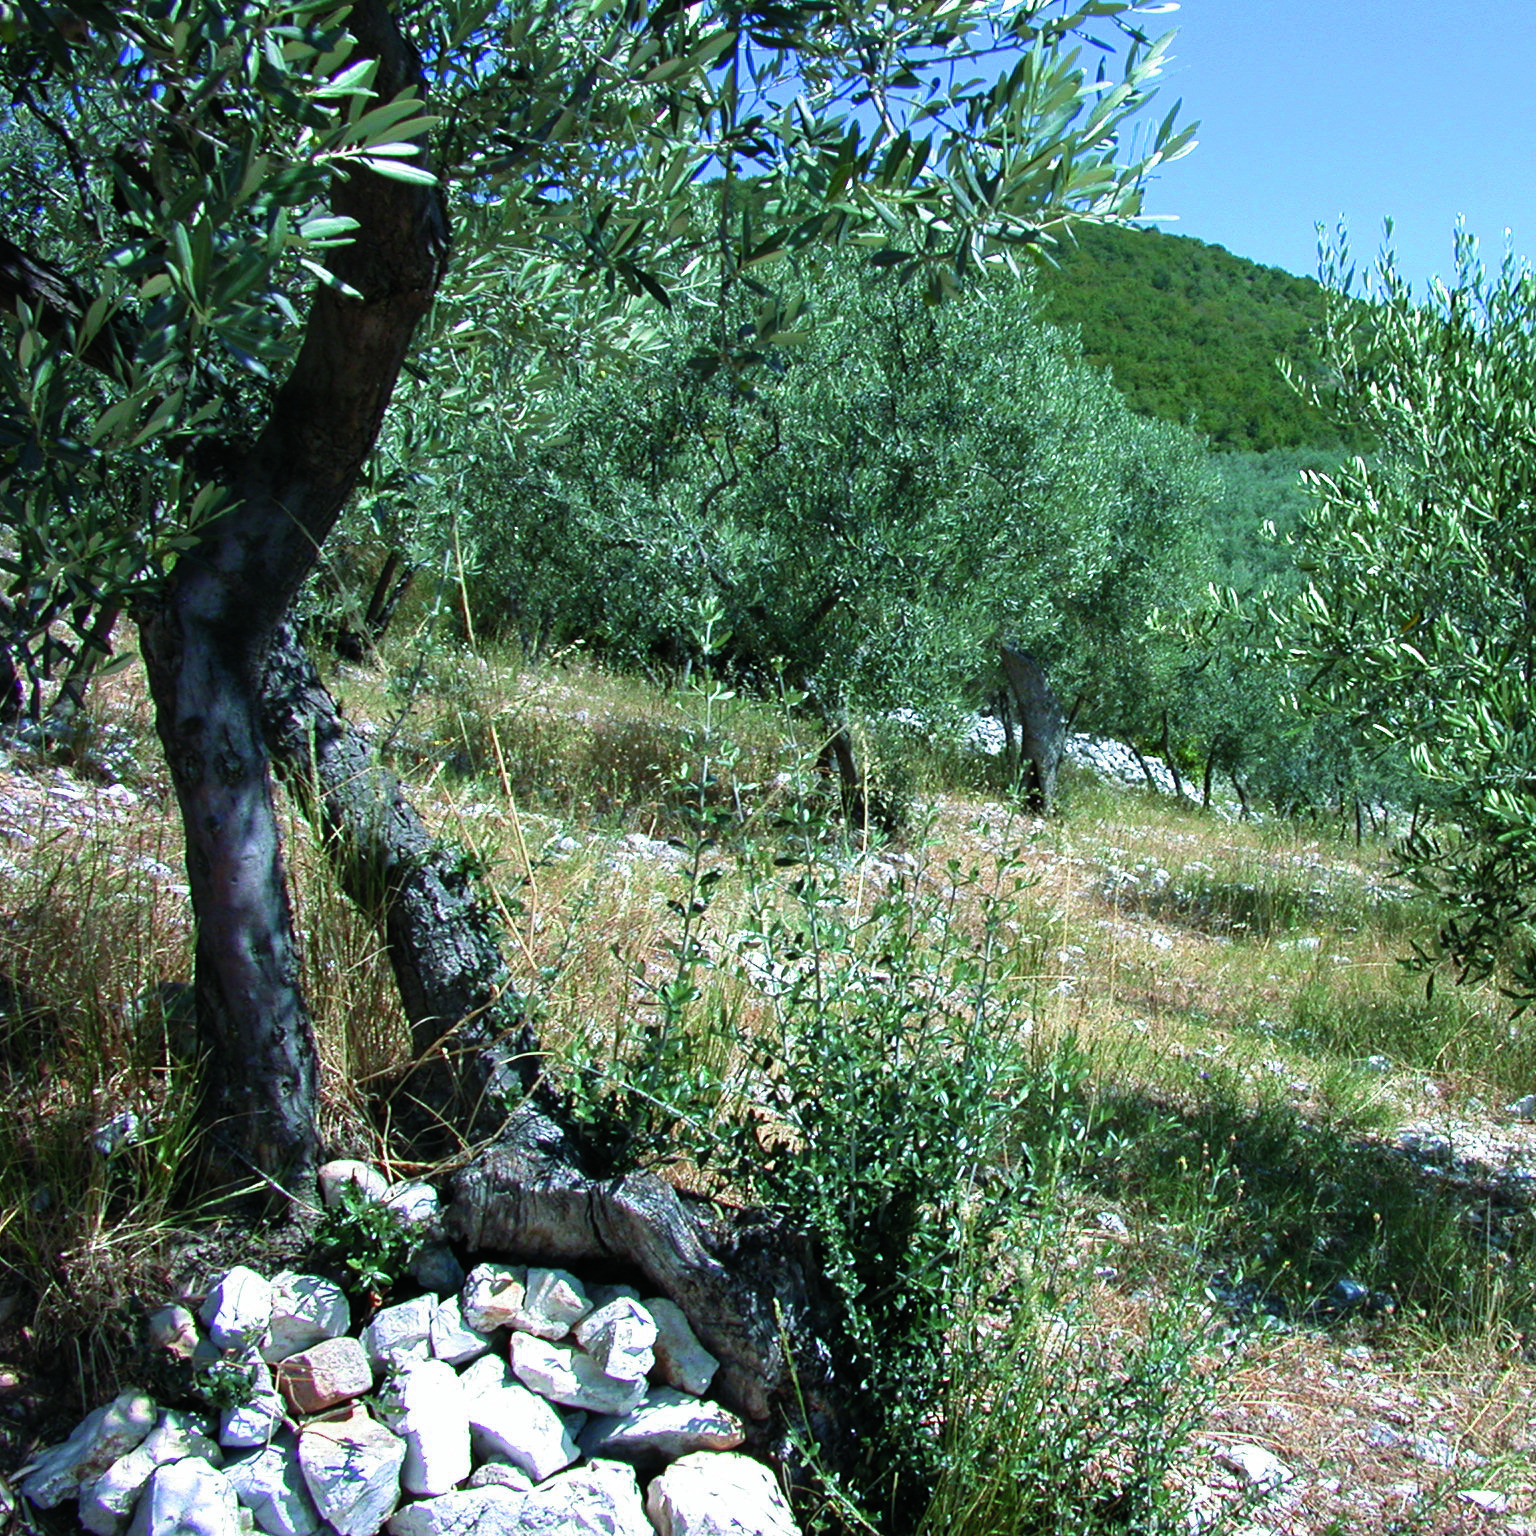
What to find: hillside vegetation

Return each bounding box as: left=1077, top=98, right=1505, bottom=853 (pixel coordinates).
left=1035, top=222, right=1361, bottom=452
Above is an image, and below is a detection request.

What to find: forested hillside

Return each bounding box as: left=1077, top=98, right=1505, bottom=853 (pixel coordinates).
left=1035, top=222, right=1357, bottom=451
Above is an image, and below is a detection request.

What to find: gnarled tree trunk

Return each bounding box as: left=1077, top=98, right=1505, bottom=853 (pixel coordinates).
left=260, top=620, right=541, bottom=1147
left=134, top=1, right=448, bottom=1192
left=999, top=644, right=1065, bottom=814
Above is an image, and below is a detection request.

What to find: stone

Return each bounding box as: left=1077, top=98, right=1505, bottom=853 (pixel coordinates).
left=81, top=1410, right=222, bottom=1536
left=430, top=1296, right=494, bottom=1367
left=515, top=1458, right=651, bottom=1535
left=20, top=1388, right=158, bottom=1509
left=509, top=1332, right=646, bottom=1415
left=574, top=1299, right=656, bottom=1382
left=361, top=1293, right=437, bottom=1372
left=1215, top=1444, right=1293, bottom=1491
left=223, top=1433, right=323, bottom=1536
left=218, top=1362, right=286, bottom=1450
left=384, top=1180, right=442, bottom=1232
left=1505, top=1094, right=1536, bottom=1121
left=458, top=1354, right=515, bottom=1397
left=645, top=1299, right=719, bottom=1397
left=580, top=1388, right=746, bottom=1466
left=276, top=1337, right=373, bottom=1416
left=200, top=1268, right=275, bottom=1352
left=466, top=1463, right=534, bottom=1493
left=377, top=1359, right=471, bottom=1497
left=515, top=1268, right=592, bottom=1339
left=318, top=1159, right=390, bottom=1208
left=385, top=1485, right=527, bottom=1536
left=126, top=1458, right=240, bottom=1536
left=147, top=1305, right=202, bottom=1363
left=263, top=1274, right=351, bottom=1364
left=298, top=1408, right=405, bottom=1536
left=646, top=1451, right=799, bottom=1536
left=408, top=1243, right=465, bottom=1296
left=460, top=1264, right=527, bottom=1334
left=1457, top=1489, right=1511, bottom=1514
left=465, top=1379, right=579, bottom=1481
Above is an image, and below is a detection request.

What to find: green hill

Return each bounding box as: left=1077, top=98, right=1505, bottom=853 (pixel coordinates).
left=1035, top=223, right=1352, bottom=452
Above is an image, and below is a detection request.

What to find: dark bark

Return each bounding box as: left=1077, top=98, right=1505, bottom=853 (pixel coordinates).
left=0, top=233, right=126, bottom=378
left=814, top=707, right=866, bottom=830
left=133, top=1, right=449, bottom=1191
left=260, top=620, right=542, bottom=1147
left=999, top=645, right=1065, bottom=814
left=447, top=1105, right=852, bottom=1460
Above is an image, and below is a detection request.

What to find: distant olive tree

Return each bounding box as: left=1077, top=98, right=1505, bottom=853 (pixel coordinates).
left=460, top=257, right=1216, bottom=792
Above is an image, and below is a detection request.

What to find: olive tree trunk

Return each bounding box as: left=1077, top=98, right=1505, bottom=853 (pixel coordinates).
left=260, top=621, right=541, bottom=1147
left=999, top=644, right=1065, bottom=814
left=134, top=1, right=448, bottom=1192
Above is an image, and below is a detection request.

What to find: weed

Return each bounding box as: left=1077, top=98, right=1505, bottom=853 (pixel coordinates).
left=314, top=1182, right=415, bottom=1300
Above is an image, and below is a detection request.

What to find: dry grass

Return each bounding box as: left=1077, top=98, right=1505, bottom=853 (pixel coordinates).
left=7, top=641, right=1536, bottom=1528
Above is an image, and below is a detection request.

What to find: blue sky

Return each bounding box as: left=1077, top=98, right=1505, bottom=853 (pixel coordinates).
left=1131, top=0, right=1536, bottom=292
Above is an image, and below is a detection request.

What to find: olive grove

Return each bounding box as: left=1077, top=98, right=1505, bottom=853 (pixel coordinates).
left=0, top=0, right=1193, bottom=1190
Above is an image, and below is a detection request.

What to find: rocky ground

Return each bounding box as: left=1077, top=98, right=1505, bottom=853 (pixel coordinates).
left=4, top=719, right=1536, bottom=1532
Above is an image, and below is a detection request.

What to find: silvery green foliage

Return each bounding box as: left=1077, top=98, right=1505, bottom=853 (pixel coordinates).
left=1284, top=223, right=1536, bottom=999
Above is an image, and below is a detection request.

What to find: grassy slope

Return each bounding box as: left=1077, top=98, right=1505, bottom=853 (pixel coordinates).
left=3, top=645, right=1536, bottom=1530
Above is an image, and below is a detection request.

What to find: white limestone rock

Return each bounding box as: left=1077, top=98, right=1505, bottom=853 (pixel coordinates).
left=644, top=1298, right=719, bottom=1397
left=579, top=1388, right=745, bottom=1465
left=646, top=1451, right=800, bottom=1536
left=223, top=1433, right=322, bottom=1536
left=298, top=1408, right=405, bottom=1536
left=384, top=1179, right=442, bottom=1233
left=361, top=1293, right=436, bottom=1372
left=460, top=1264, right=527, bottom=1334
left=464, top=1380, right=579, bottom=1482
left=430, top=1296, right=493, bottom=1367
left=1215, top=1444, right=1293, bottom=1491
left=458, top=1354, right=515, bottom=1398
left=377, top=1359, right=472, bottom=1497
left=21, top=1388, right=158, bottom=1509
left=509, top=1332, right=646, bottom=1415
left=514, top=1268, right=592, bottom=1339
left=465, top=1463, right=535, bottom=1493
left=385, top=1485, right=527, bottom=1536
left=81, top=1410, right=222, bottom=1536
left=126, top=1458, right=241, bottom=1536
left=200, top=1268, right=274, bottom=1352
left=573, top=1299, right=656, bottom=1382
left=262, top=1273, right=351, bottom=1364
left=147, top=1305, right=202, bottom=1363
left=514, top=1458, right=651, bottom=1535
left=218, top=1360, right=285, bottom=1451
left=317, top=1160, right=390, bottom=1209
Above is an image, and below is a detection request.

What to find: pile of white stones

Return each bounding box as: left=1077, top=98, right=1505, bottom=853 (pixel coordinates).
left=16, top=1169, right=800, bottom=1536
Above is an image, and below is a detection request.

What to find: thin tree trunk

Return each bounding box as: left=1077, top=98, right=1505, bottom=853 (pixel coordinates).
left=261, top=621, right=542, bottom=1147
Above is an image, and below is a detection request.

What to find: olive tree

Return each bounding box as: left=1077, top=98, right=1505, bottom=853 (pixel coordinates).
left=1282, top=224, right=1536, bottom=995
left=0, top=0, right=1194, bottom=1190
